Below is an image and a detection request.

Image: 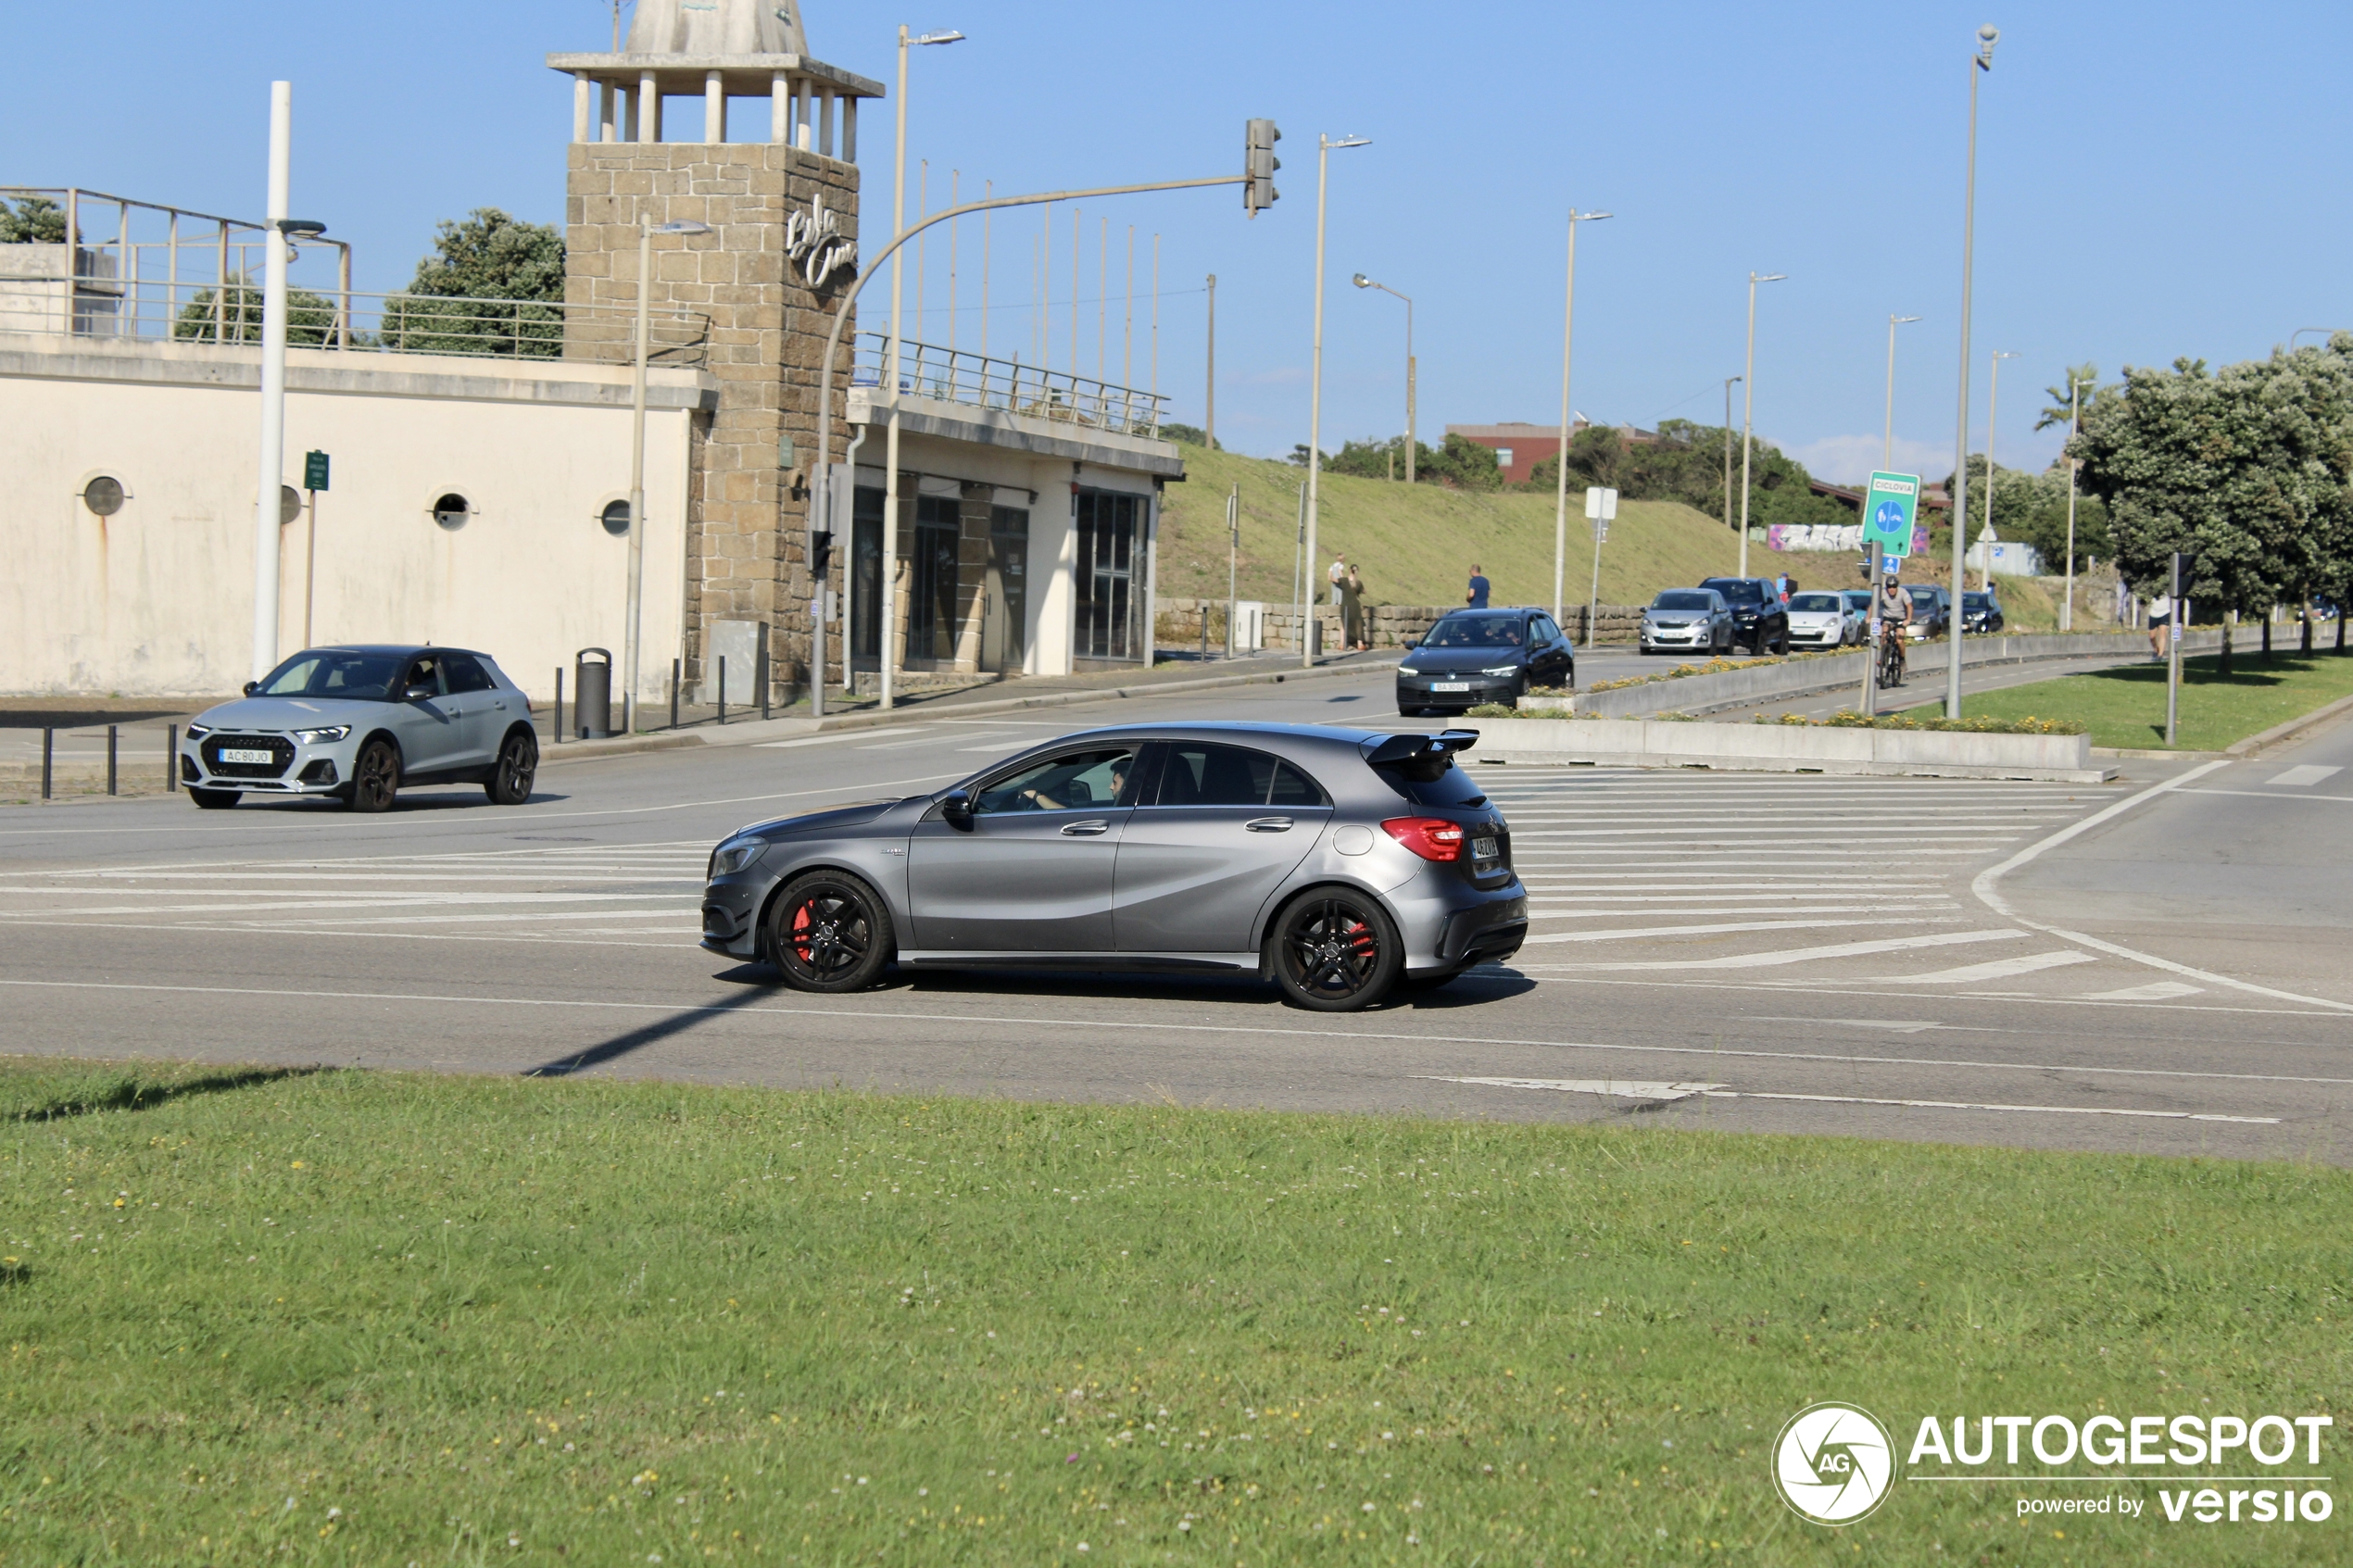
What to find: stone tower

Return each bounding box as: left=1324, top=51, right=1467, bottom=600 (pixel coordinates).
left=548, top=1, right=881, bottom=705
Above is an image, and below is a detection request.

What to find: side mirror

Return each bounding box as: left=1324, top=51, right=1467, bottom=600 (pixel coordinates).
left=1403, top=636, right=1418, bottom=650
left=242, top=681, right=258, bottom=697
left=404, top=684, right=435, bottom=702
left=940, top=789, right=975, bottom=829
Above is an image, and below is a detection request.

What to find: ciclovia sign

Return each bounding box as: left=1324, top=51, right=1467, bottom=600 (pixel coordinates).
left=1772, top=1401, right=2334, bottom=1533
left=785, top=194, right=856, bottom=288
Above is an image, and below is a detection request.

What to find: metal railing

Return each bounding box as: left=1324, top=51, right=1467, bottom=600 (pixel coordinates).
left=852, top=331, right=1166, bottom=438
left=0, top=272, right=711, bottom=366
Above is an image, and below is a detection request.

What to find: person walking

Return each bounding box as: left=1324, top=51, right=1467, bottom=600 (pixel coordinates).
left=1466, top=563, right=1491, bottom=608
left=2145, top=581, right=2171, bottom=660
left=1341, top=562, right=1367, bottom=651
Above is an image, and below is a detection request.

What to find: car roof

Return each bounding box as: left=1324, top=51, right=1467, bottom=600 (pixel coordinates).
left=1438, top=605, right=1540, bottom=617
left=1040, top=720, right=1405, bottom=750
left=292, top=644, right=485, bottom=659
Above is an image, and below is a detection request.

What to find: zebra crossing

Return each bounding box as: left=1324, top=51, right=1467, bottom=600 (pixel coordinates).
left=1469, top=767, right=2199, bottom=1000
left=0, top=840, right=711, bottom=947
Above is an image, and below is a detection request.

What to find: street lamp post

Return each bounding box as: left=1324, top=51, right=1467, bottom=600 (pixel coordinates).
left=1721, top=376, right=1740, bottom=533
left=2060, top=374, right=2092, bottom=631
left=1981, top=349, right=2020, bottom=592
left=1351, top=273, right=1414, bottom=483
left=1549, top=209, right=1612, bottom=626
left=1945, top=24, right=1999, bottom=719
left=1884, top=313, right=1921, bottom=470
left=1302, top=132, right=1371, bottom=669
left=625, top=217, right=711, bottom=734
left=1737, top=270, right=1786, bottom=579
left=866, top=24, right=967, bottom=716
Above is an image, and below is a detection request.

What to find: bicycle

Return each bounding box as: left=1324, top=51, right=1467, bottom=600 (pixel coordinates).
left=1876, top=621, right=1907, bottom=689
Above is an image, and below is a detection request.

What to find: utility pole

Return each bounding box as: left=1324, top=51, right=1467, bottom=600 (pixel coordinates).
left=1550, top=208, right=1611, bottom=621
left=1226, top=482, right=1239, bottom=659
left=249, top=81, right=294, bottom=683
left=1721, top=376, right=1740, bottom=534
left=1884, top=313, right=1921, bottom=470
left=2061, top=375, right=2091, bottom=631
left=1737, top=270, right=1786, bottom=579
left=1302, top=132, right=1372, bottom=667
left=1982, top=350, right=2019, bottom=592
left=1204, top=272, right=1215, bottom=448
left=1946, top=24, right=2000, bottom=719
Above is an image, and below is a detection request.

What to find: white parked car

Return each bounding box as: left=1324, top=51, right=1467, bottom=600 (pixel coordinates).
left=1784, top=590, right=1858, bottom=649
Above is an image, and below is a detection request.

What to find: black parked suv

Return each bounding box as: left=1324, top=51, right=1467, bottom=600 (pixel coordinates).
left=1396, top=607, right=1576, bottom=716
left=1696, top=577, right=1791, bottom=654
left=1960, top=590, right=2005, bottom=634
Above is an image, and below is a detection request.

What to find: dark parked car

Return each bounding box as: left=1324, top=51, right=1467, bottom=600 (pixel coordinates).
left=698, top=722, right=1529, bottom=1012
left=1394, top=608, right=1575, bottom=716
left=1639, top=588, right=1733, bottom=656
left=1695, top=577, right=1790, bottom=654
left=1960, top=590, right=2006, bottom=634
left=1902, top=584, right=1952, bottom=640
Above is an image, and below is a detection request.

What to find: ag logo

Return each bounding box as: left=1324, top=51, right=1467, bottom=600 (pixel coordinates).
left=1772, top=1402, right=1896, bottom=1524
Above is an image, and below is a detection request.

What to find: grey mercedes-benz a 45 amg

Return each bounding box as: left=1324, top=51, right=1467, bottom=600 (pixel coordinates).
left=699, top=722, right=1527, bottom=1011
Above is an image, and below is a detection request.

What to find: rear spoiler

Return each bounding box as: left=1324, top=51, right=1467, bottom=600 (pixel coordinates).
left=1361, top=729, right=1479, bottom=768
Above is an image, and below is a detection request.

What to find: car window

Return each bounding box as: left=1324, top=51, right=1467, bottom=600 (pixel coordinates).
left=1531, top=614, right=1563, bottom=643
left=1653, top=590, right=1714, bottom=610
left=1702, top=578, right=1766, bottom=604
left=255, top=649, right=405, bottom=699
left=442, top=652, right=496, bottom=694
left=1789, top=593, right=1844, bottom=612
left=974, top=746, right=1137, bottom=814
left=401, top=655, right=447, bottom=696
left=1268, top=761, right=1328, bottom=808
left=1151, top=745, right=1330, bottom=809
left=1422, top=615, right=1526, bottom=647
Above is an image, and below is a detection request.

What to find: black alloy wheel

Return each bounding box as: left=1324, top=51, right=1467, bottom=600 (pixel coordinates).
left=189, top=787, right=240, bottom=810
left=349, top=738, right=401, bottom=813
left=768, top=871, right=895, bottom=993
left=1269, top=889, right=1403, bottom=1012
left=484, top=730, right=539, bottom=805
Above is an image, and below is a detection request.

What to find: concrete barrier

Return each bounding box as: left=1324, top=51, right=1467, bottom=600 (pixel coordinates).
left=1465, top=716, right=2115, bottom=783
left=1525, top=628, right=2225, bottom=719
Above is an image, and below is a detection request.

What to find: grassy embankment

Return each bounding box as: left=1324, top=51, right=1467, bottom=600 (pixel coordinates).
left=4, top=1056, right=2346, bottom=1565
left=1901, top=650, right=2353, bottom=751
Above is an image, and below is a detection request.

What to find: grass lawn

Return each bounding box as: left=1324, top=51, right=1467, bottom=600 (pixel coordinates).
left=2, top=1058, right=2346, bottom=1565
left=1901, top=650, right=2353, bottom=751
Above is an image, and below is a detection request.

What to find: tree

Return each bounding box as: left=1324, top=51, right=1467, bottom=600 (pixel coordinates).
left=1160, top=422, right=1218, bottom=449
left=1416, top=433, right=1503, bottom=491
left=1527, top=420, right=1851, bottom=529
left=2034, top=362, right=2107, bottom=433
left=377, top=207, right=565, bottom=358
left=173, top=279, right=341, bottom=345
left=0, top=195, right=69, bottom=244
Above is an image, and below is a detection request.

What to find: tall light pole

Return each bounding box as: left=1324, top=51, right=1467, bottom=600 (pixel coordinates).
left=1204, top=272, right=1216, bottom=449
left=1737, top=270, right=1786, bottom=579
left=624, top=217, right=711, bottom=733
left=875, top=24, right=965, bottom=714
left=1883, top=313, right=1921, bottom=470
left=2060, top=374, right=2092, bottom=631
left=1548, top=209, right=1612, bottom=623
left=1302, top=132, right=1371, bottom=669
left=1351, top=272, right=1415, bottom=482
left=1981, top=349, right=2020, bottom=591
left=249, top=81, right=295, bottom=683
left=1721, top=376, right=1740, bottom=535
left=1945, top=23, right=1999, bottom=719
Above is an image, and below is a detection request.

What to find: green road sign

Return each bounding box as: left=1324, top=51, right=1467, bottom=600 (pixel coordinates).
left=303, top=450, right=331, bottom=491
left=1862, top=470, right=1919, bottom=558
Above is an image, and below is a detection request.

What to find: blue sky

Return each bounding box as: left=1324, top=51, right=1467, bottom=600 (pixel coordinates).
left=8, top=1, right=2349, bottom=482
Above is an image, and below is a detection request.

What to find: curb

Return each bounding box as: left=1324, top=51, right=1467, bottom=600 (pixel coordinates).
left=538, top=655, right=1401, bottom=768
left=2225, top=689, right=2353, bottom=759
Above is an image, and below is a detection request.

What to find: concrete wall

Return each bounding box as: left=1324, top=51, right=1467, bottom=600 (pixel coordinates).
left=0, top=333, right=707, bottom=700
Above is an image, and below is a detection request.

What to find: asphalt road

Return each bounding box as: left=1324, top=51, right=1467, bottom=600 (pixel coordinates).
left=5, top=661, right=2347, bottom=1165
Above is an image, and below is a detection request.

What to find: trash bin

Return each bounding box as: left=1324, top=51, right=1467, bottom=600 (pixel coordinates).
left=574, top=647, right=613, bottom=739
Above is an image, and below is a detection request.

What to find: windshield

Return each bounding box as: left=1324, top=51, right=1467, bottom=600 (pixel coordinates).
left=1964, top=594, right=1994, bottom=610
left=1701, top=579, right=1765, bottom=605
left=1904, top=586, right=1939, bottom=606
left=253, top=649, right=407, bottom=700
left=1651, top=591, right=1715, bottom=611
left=1788, top=593, right=1844, bottom=612
left=1423, top=615, right=1526, bottom=648
left=1842, top=591, right=1872, bottom=608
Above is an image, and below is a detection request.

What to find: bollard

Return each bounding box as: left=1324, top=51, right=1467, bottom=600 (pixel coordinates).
left=759, top=622, right=772, bottom=720
left=718, top=655, right=727, bottom=726
left=554, top=667, right=566, bottom=744
left=1201, top=605, right=1210, bottom=660
left=41, top=727, right=53, bottom=799
left=107, top=724, right=118, bottom=796
left=670, top=659, right=681, bottom=731
left=167, top=724, right=178, bottom=792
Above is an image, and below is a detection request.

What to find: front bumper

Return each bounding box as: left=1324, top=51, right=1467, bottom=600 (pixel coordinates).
left=698, top=866, right=772, bottom=959
left=1788, top=624, right=1844, bottom=646
left=1395, top=675, right=1520, bottom=708
left=179, top=732, right=357, bottom=796
left=1641, top=624, right=1712, bottom=649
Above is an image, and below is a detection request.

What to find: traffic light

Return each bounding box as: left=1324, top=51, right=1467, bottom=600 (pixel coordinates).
left=1245, top=119, right=1281, bottom=217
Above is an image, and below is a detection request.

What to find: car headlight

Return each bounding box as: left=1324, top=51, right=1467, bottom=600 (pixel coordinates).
left=185, top=722, right=212, bottom=739
left=708, top=837, right=764, bottom=878
left=291, top=725, right=350, bottom=744
left=1396, top=666, right=1418, bottom=676
left=1480, top=665, right=1521, bottom=678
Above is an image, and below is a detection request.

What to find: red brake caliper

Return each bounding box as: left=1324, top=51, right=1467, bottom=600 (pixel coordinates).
left=791, top=900, right=814, bottom=960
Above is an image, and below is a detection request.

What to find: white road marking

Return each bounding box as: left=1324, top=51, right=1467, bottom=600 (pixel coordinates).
left=2083, top=980, right=2205, bottom=1001
left=1548, top=928, right=2025, bottom=971
left=1877, top=950, right=2098, bottom=985
left=2266, top=765, right=2342, bottom=787
left=1518, top=917, right=1945, bottom=945
left=1431, top=1075, right=2278, bottom=1124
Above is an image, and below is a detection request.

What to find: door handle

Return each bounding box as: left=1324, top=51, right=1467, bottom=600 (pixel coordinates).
left=1244, top=817, right=1293, bottom=833
left=1060, top=820, right=1110, bottom=836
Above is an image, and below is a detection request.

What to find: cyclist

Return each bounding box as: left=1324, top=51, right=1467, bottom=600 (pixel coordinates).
left=1875, top=574, right=1913, bottom=684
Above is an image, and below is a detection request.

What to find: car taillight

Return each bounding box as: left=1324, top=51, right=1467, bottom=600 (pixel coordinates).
left=1382, top=817, right=1464, bottom=862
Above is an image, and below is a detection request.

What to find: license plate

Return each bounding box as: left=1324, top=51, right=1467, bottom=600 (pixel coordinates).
left=1472, top=836, right=1499, bottom=860
left=220, top=747, right=274, bottom=764
left=1431, top=681, right=1470, bottom=692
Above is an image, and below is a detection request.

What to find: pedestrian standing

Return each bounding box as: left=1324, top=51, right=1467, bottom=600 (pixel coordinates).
left=1342, top=562, right=1367, bottom=651
left=1466, top=563, right=1491, bottom=608
left=2145, top=581, right=2171, bottom=660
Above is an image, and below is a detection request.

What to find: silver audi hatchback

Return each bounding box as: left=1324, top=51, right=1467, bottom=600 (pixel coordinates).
left=699, top=722, right=1528, bottom=1010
